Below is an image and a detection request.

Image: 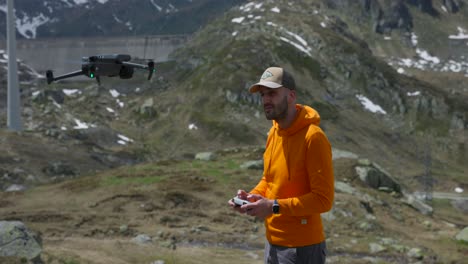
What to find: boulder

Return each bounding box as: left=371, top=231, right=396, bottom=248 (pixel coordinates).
left=355, top=160, right=401, bottom=193
left=131, top=234, right=152, bottom=244
left=407, top=247, right=424, bottom=260
left=0, top=221, right=42, bottom=263
left=42, top=161, right=76, bottom=177
left=195, top=152, right=217, bottom=161
left=139, top=98, right=157, bottom=118
left=335, top=181, right=358, bottom=195
left=332, top=148, right=358, bottom=160
left=403, top=194, right=433, bottom=215
left=455, top=226, right=468, bottom=243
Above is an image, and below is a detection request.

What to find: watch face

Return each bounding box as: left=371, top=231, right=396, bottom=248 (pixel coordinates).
left=273, top=204, right=280, bottom=214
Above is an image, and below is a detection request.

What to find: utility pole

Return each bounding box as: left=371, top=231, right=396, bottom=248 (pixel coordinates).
left=7, top=0, right=22, bottom=131
left=423, top=137, right=433, bottom=202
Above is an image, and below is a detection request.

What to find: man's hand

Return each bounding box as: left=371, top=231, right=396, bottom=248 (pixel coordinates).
left=228, top=189, right=251, bottom=214
left=228, top=190, right=274, bottom=219
left=241, top=197, right=274, bottom=219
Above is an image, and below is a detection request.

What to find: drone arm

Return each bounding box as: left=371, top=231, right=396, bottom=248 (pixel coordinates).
left=122, top=61, right=148, bottom=69
left=47, top=69, right=85, bottom=84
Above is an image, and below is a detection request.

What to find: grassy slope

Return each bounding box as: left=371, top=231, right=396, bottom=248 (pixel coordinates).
left=0, top=148, right=466, bottom=263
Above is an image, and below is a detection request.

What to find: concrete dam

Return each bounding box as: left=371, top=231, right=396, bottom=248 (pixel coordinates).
left=1, top=35, right=190, bottom=75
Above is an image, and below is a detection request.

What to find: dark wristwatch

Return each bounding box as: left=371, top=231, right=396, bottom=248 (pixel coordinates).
left=272, top=199, right=280, bottom=214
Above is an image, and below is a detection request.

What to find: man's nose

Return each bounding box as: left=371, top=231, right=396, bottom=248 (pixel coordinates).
left=262, top=95, right=271, bottom=103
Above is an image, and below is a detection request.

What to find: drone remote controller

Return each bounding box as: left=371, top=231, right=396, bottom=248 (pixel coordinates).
left=232, top=197, right=251, bottom=206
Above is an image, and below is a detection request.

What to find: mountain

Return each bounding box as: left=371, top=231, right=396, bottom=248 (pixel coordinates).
left=0, top=0, right=245, bottom=39
left=156, top=0, right=468, bottom=189
left=0, top=0, right=466, bottom=193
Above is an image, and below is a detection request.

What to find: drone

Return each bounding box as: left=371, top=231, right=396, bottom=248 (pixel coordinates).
left=46, top=54, right=155, bottom=85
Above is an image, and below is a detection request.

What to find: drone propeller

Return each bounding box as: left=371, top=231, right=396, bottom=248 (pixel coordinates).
left=121, top=60, right=155, bottom=80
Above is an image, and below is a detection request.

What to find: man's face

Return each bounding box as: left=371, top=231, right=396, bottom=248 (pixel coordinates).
left=258, top=86, right=290, bottom=121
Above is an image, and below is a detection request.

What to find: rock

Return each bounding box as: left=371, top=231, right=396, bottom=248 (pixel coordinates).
left=423, top=220, right=432, bottom=229
left=240, top=160, right=263, bottom=170
left=119, top=225, right=129, bottom=234
left=321, top=210, right=336, bottom=221
left=70, top=126, right=119, bottom=149
left=0, top=221, right=42, bottom=262
left=226, top=90, right=239, bottom=103
left=369, top=242, right=386, bottom=253
left=379, top=237, right=397, bottom=246
left=31, top=90, right=65, bottom=105
left=5, top=184, right=26, bottom=192
left=42, top=161, right=76, bottom=177
left=355, top=161, right=401, bottom=193
left=131, top=234, right=152, bottom=244
left=407, top=247, right=424, bottom=260
left=335, top=181, right=357, bottom=195
left=403, top=194, right=433, bottom=215
left=358, top=221, right=374, bottom=232
left=195, top=152, right=217, bottom=161
left=139, top=98, right=157, bottom=118
left=455, top=226, right=468, bottom=243
left=357, top=158, right=372, bottom=166
left=245, top=251, right=259, bottom=260
left=332, top=148, right=358, bottom=160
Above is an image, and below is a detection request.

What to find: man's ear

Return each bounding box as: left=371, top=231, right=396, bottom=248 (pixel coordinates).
left=288, top=89, right=297, bottom=102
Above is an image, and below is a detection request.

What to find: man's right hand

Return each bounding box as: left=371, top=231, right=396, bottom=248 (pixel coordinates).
left=228, top=189, right=251, bottom=213
left=237, top=189, right=249, bottom=200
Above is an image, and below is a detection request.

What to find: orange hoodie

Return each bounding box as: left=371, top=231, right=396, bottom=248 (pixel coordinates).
left=251, top=104, right=334, bottom=247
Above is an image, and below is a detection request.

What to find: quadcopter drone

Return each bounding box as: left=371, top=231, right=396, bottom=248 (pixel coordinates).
left=46, top=54, right=155, bottom=85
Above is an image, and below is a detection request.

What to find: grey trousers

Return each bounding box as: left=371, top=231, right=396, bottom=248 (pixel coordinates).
left=264, top=241, right=327, bottom=264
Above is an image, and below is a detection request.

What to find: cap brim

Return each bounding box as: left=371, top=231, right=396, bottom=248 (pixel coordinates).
left=248, top=81, right=283, bottom=93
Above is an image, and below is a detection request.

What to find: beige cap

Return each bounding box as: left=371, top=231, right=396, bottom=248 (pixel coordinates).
left=249, top=67, right=296, bottom=93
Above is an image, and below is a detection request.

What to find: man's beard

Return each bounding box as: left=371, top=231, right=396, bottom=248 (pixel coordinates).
left=264, top=96, right=288, bottom=121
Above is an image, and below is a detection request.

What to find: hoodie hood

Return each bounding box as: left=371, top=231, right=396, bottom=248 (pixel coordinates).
left=274, top=104, right=321, bottom=137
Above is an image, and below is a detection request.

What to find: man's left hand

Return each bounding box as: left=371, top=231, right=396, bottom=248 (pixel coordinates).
left=241, top=197, right=274, bottom=219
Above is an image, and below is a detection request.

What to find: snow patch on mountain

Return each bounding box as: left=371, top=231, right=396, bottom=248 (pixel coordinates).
left=17, top=13, right=51, bottom=39
left=0, top=3, right=51, bottom=39
left=449, top=27, right=468, bottom=40
left=387, top=32, right=468, bottom=77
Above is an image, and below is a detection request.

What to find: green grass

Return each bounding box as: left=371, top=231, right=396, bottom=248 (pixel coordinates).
left=97, top=157, right=244, bottom=188
left=100, top=174, right=167, bottom=186
left=432, top=198, right=468, bottom=225
left=183, top=159, right=241, bottom=184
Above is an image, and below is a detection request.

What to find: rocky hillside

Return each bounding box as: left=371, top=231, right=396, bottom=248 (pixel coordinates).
left=0, top=0, right=245, bottom=38
left=0, top=0, right=466, bottom=195
left=0, top=147, right=467, bottom=263
left=158, top=0, right=467, bottom=191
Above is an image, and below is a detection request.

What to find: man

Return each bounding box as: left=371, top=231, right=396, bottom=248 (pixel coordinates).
left=229, top=67, right=334, bottom=264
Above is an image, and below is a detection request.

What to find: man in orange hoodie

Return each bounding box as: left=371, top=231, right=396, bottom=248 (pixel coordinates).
left=229, top=67, right=334, bottom=264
